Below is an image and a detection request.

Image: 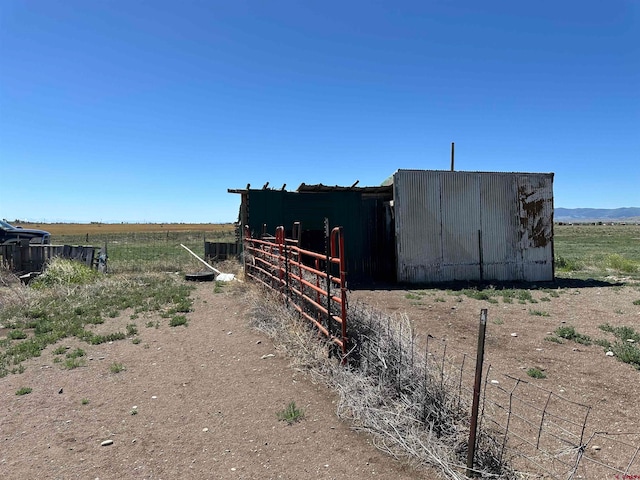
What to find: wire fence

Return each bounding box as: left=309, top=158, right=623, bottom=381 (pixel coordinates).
left=347, top=298, right=640, bottom=479
left=241, top=223, right=639, bottom=478
left=50, top=230, right=235, bottom=273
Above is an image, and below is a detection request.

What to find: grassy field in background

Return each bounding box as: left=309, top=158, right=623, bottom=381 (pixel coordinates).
left=554, top=224, right=640, bottom=280
left=16, top=223, right=237, bottom=274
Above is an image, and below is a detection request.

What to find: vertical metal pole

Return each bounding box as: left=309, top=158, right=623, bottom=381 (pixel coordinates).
left=478, top=229, right=484, bottom=281
left=450, top=142, right=455, bottom=171
left=467, top=308, right=488, bottom=477
left=324, top=218, right=331, bottom=334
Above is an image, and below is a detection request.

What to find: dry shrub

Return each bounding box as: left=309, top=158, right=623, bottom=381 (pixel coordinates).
left=0, top=264, right=31, bottom=311
left=248, top=284, right=521, bottom=479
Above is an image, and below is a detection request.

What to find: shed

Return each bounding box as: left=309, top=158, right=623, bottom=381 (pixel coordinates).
left=228, top=184, right=395, bottom=284
left=392, top=170, right=554, bottom=283
left=230, top=169, right=554, bottom=285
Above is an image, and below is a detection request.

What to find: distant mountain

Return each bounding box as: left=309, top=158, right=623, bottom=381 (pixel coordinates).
left=555, top=207, right=640, bottom=222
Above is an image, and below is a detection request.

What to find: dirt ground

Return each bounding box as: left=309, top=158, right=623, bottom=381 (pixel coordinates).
left=2, top=277, right=640, bottom=479
left=0, top=281, right=426, bottom=480
left=350, top=278, right=640, bottom=476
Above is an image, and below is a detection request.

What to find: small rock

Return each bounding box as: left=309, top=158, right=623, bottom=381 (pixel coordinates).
left=605, top=351, right=615, bottom=357
left=626, top=339, right=635, bottom=343
left=101, top=440, right=114, bottom=447
left=203, top=428, right=209, bottom=432
left=256, top=341, right=261, bottom=345
left=261, top=354, right=275, bottom=359
left=227, top=331, right=233, bottom=335
left=511, top=333, right=518, bottom=337
left=132, top=406, right=137, bottom=410
left=151, top=396, right=157, bottom=399
left=572, top=348, right=579, bottom=352
left=535, top=348, right=543, bottom=351
left=58, top=388, right=63, bottom=394
left=591, top=445, right=601, bottom=451
left=491, top=380, right=500, bottom=385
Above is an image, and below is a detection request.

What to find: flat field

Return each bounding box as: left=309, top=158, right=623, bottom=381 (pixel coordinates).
left=554, top=223, right=640, bottom=280
left=15, top=223, right=237, bottom=274
left=17, top=222, right=235, bottom=236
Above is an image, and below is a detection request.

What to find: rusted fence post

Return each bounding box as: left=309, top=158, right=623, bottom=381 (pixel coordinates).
left=467, top=308, right=488, bottom=477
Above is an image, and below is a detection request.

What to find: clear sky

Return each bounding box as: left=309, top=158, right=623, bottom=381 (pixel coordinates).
left=1, top=1, right=638, bottom=223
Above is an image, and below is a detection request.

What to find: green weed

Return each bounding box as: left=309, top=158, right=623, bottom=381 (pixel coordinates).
left=610, top=342, right=640, bottom=369
left=169, top=315, right=188, bottom=327
left=64, top=357, right=85, bottom=369
left=213, top=281, right=225, bottom=294
left=15, top=387, right=32, bottom=396
left=605, top=254, right=638, bottom=274
left=277, top=401, right=305, bottom=425
left=554, top=326, right=591, bottom=345
left=526, top=368, right=546, bottom=379
left=544, top=336, right=563, bottom=344
left=66, top=348, right=85, bottom=359
left=31, top=258, right=100, bottom=288
left=599, top=324, right=640, bottom=342
left=8, top=329, right=28, bottom=340
left=110, top=362, right=126, bottom=373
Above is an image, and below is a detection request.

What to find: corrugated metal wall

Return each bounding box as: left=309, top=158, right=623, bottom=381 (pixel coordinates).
left=245, top=190, right=395, bottom=284
left=395, top=170, right=554, bottom=283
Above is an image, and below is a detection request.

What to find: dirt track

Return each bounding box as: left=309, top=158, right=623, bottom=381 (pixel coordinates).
left=0, top=282, right=426, bottom=480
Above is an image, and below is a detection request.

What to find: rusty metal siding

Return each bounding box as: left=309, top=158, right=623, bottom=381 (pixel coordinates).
left=395, top=170, right=554, bottom=283
left=516, top=174, right=554, bottom=281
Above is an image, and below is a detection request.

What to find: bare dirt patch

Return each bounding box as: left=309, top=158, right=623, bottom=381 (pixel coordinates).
left=1, top=281, right=426, bottom=480
left=350, top=280, right=640, bottom=475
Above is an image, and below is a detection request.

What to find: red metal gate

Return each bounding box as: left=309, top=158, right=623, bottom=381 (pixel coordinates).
left=243, top=223, right=348, bottom=356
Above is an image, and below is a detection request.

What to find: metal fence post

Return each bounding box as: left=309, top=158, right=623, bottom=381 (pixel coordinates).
left=324, top=218, right=331, bottom=333
left=467, top=308, right=488, bottom=477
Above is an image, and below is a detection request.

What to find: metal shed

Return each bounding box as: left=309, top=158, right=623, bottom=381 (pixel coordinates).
left=228, top=184, right=395, bottom=284
left=393, top=170, right=554, bottom=283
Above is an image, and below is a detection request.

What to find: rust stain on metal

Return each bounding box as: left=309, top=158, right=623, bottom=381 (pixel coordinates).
left=518, top=186, right=552, bottom=248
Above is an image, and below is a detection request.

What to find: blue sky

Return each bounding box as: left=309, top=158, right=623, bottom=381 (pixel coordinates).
left=1, top=1, right=638, bottom=223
